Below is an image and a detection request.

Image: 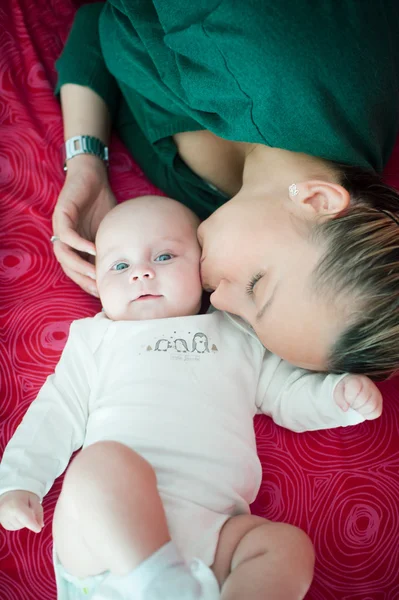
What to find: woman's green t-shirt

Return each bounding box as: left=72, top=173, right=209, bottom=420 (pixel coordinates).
left=56, top=1, right=399, bottom=218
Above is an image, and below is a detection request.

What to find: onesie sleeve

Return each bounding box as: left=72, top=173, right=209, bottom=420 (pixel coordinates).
left=0, top=320, right=97, bottom=501
left=55, top=3, right=120, bottom=120
left=255, top=353, right=365, bottom=432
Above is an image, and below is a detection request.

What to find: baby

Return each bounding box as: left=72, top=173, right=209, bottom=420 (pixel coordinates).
left=0, top=196, right=382, bottom=600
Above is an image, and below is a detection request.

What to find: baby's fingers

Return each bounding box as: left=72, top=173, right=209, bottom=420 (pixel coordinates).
left=363, top=407, right=382, bottom=420
left=348, top=385, right=383, bottom=420
left=342, top=377, right=363, bottom=404
left=1, top=511, right=39, bottom=532
left=334, top=394, right=351, bottom=412
left=333, top=378, right=352, bottom=412
left=359, top=395, right=383, bottom=420
left=1, top=517, right=25, bottom=531
left=17, top=508, right=43, bottom=533
left=31, top=498, right=44, bottom=530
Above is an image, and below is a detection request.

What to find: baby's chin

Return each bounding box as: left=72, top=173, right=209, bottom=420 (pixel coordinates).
left=104, top=308, right=170, bottom=322
left=102, top=301, right=200, bottom=322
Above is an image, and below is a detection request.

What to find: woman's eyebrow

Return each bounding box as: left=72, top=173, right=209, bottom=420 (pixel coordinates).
left=256, top=284, right=279, bottom=322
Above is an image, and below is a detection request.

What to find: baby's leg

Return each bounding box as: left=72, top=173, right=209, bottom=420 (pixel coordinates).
left=211, top=514, right=314, bottom=600
left=53, top=441, right=170, bottom=578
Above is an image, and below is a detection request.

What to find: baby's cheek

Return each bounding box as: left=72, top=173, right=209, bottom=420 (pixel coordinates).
left=186, top=273, right=203, bottom=300
left=170, top=277, right=201, bottom=314
left=99, top=285, right=119, bottom=315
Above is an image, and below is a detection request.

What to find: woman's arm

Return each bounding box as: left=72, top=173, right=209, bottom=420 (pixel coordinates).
left=60, top=83, right=111, bottom=146
left=53, top=3, right=119, bottom=295
left=52, top=84, right=117, bottom=296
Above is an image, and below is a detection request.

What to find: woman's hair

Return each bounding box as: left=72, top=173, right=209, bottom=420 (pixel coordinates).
left=311, top=163, right=399, bottom=380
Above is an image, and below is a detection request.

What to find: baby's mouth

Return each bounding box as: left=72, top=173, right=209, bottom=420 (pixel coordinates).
left=134, top=294, right=163, bottom=301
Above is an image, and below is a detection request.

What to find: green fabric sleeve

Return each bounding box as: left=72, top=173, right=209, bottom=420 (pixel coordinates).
left=55, top=3, right=120, bottom=121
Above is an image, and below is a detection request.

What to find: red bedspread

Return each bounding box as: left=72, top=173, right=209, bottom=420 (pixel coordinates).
left=1, top=1, right=399, bottom=598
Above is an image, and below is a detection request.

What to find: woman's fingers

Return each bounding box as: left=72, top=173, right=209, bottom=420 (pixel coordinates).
left=63, top=268, right=99, bottom=298
left=57, top=227, right=97, bottom=257
left=52, top=242, right=99, bottom=297
left=52, top=240, right=96, bottom=279
left=51, top=171, right=115, bottom=293
left=52, top=205, right=96, bottom=257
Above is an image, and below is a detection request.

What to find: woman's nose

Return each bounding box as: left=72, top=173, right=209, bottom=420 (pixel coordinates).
left=209, top=279, right=232, bottom=312
left=130, top=265, right=155, bottom=281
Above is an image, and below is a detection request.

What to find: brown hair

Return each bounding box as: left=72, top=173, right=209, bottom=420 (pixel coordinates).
left=311, top=164, right=399, bottom=380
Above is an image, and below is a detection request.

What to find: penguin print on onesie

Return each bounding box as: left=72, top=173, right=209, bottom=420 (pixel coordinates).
left=153, top=331, right=213, bottom=358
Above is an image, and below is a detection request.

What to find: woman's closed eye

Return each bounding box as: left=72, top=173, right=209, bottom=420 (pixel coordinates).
left=246, top=271, right=264, bottom=296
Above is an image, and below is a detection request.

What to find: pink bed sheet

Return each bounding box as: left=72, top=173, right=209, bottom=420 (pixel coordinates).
left=1, top=1, right=399, bottom=598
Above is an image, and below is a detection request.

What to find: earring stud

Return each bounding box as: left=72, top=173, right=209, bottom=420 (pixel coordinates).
left=289, top=183, right=299, bottom=197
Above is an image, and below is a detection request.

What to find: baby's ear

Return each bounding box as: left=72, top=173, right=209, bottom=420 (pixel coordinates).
left=291, top=180, right=350, bottom=218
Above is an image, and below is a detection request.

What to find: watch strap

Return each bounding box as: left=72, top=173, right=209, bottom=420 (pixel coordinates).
left=63, top=135, right=109, bottom=171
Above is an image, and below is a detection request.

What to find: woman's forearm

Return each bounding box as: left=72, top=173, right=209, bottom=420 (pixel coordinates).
left=60, top=83, right=111, bottom=145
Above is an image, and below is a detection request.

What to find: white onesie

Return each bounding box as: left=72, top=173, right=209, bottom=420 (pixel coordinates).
left=0, top=310, right=363, bottom=567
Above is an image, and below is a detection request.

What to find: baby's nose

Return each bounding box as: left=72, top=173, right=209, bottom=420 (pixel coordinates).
left=130, top=265, right=155, bottom=281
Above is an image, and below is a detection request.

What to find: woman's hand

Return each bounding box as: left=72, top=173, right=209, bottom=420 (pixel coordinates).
left=52, top=155, right=116, bottom=297
left=0, top=490, right=43, bottom=533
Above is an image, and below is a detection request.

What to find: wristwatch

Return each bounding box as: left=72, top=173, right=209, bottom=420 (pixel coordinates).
left=63, top=135, right=109, bottom=171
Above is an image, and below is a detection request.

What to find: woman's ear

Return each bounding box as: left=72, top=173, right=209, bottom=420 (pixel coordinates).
left=290, top=180, right=350, bottom=216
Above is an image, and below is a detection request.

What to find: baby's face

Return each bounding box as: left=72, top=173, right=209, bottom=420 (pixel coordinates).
left=96, top=197, right=202, bottom=321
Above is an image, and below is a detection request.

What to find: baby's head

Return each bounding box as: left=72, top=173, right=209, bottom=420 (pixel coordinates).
left=95, top=196, right=202, bottom=321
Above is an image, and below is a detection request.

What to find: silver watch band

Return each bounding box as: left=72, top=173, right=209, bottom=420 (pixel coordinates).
left=63, top=135, right=109, bottom=171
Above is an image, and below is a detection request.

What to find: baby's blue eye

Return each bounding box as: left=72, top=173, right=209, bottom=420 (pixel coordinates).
left=112, top=262, right=129, bottom=271
left=155, top=254, right=173, bottom=262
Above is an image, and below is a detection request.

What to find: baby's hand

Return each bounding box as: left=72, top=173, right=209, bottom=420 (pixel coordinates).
left=334, top=375, right=383, bottom=420
left=0, top=490, right=43, bottom=533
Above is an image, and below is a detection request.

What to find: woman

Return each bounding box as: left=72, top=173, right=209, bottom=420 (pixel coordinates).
left=53, top=1, right=399, bottom=378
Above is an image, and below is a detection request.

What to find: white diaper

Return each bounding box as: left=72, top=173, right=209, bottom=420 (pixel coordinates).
left=54, top=549, right=107, bottom=599
left=54, top=547, right=220, bottom=600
